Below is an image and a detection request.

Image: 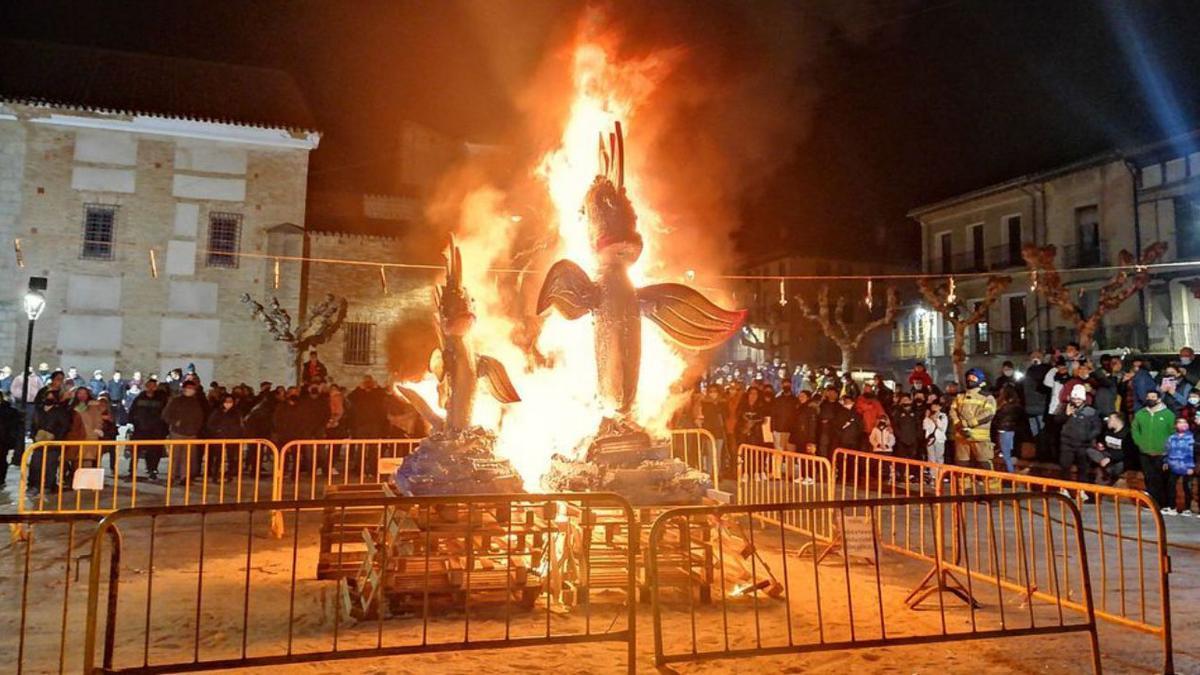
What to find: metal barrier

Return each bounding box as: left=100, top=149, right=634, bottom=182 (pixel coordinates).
left=0, top=512, right=117, bottom=675
left=647, top=493, right=1102, bottom=672
left=829, top=447, right=1173, bottom=674
left=82, top=493, right=637, bottom=674
left=17, top=439, right=280, bottom=514
left=736, top=444, right=833, bottom=538
left=276, top=438, right=422, bottom=500
left=941, top=463, right=1173, bottom=673
left=669, top=428, right=720, bottom=488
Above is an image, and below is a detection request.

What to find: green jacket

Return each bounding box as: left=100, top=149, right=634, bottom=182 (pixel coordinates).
left=1132, top=405, right=1175, bottom=456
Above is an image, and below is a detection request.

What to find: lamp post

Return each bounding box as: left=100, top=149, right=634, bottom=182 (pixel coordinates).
left=19, top=277, right=47, bottom=448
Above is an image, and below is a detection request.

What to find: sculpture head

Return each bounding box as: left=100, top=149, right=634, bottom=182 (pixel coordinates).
left=436, top=238, right=476, bottom=337
left=584, top=121, right=642, bottom=265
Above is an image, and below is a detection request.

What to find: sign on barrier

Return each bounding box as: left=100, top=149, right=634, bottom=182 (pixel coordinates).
left=647, top=493, right=1103, bottom=672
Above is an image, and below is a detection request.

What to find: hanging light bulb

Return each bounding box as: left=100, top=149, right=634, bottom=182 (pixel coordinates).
left=1030, top=269, right=1039, bottom=292
left=379, top=265, right=389, bottom=294
left=865, top=278, right=874, bottom=311
left=778, top=278, right=787, bottom=307
left=273, top=258, right=281, bottom=290
left=946, top=277, right=957, bottom=304
left=13, top=238, right=24, bottom=268
left=149, top=248, right=159, bottom=279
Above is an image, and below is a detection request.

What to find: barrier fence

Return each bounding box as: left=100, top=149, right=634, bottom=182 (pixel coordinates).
left=647, top=493, right=1102, bottom=671
left=81, top=493, right=637, bottom=674
left=276, top=438, right=422, bottom=500
left=0, top=512, right=116, bottom=675
left=736, top=444, right=833, bottom=538
left=17, top=439, right=279, bottom=514
left=829, top=447, right=1173, bottom=674
left=668, top=429, right=720, bottom=488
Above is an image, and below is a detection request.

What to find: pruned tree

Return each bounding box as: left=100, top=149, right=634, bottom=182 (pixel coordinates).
left=241, top=293, right=348, bottom=377
left=1022, top=241, right=1168, bottom=350
left=796, top=285, right=899, bottom=372
left=918, top=275, right=1012, bottom=385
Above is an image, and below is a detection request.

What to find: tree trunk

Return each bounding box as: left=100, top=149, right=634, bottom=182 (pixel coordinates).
left=839, top=345, right=852, bottom=374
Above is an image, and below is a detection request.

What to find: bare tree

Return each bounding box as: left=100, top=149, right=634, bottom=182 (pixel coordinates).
left=241, top=293, right=348, bottom=377
left=795, top=285, right=899, bottom=372
left=1022, top=241, right=1168, bottom=350
left=918, top=275, right=1012, bottom=385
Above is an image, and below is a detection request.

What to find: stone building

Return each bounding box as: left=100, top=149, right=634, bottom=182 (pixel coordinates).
left=900, top=130, right=1200, bottom=381
left=0, top=40, right=319, bottom=384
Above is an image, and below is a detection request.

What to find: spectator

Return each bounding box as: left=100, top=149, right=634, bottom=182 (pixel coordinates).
left=162, top=380, right=207, bottom=481
left=206, top=393, right=246, bottom=479
left=840, top=373, right=860, bottom=400
left=1127, top=357, right=1157, bottom=411
left=869, top=414, right=895, bottom=454
left=1090, top=412, right=1134, bottom=486
left=9, top=367, right=43, bottom=436
left=908, top=362, right=934, bottom=392
left=855, top=384, right=886, bottom=432
left=106, top=371, right=129, bottom=425
left=815, top=386, right=840, bottom=458
left=348, top=376, right=389, bottom=439
left=29, top=391, right=71, bottom=493
left=1179, top=346, right=1200, bottom=386
left=0, top=365, right=11, bottom=394
left=892, top=392, right=923, bottom=460
left=128, top=378, right=169, bottom=480
left=272, top=386, right=309, bottom=453
left=1132, top=390, right=1174, bottom=509
left=0, top=394, right=22, bottom=484
left=993, top=384, right=1024, bottom=472
left=768, top=382, right=797, bottom=456
left=245, top=387, right=282, bottom=439
left=1158, top=364, right=1190, bottom=413
left=872, top=374, right=894, bottom=413
left=1087, top=362, right=1119, bottom=417
left=993, top=361, right=1018, bottom=392
left=302, top=350, right=328, bottom=386
left=1162, top=417, right=1196, bottom=516
left=64, top=366, right=84, bottom=390
left=923, top=398, right=949, bottom=479
left=790, top=390, right=817, bottom=454
left=737, top=386, right=769, bottom=448
left=1058, top=384, right=1102, bottom=485
left=697, top=386, right=726, bottom=473
left=1062, top=342, right=1082, bottom=375
left=835, top=395, right=864, bottom=450
left=87, top=370, right=107, bottom=396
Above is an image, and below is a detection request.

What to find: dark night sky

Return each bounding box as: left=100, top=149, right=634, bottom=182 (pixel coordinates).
left=2, top=0, right=1198, bottom=263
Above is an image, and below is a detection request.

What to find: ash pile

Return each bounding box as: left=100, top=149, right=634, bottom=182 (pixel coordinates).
left=393, top=427, right=524, bottom=496
left=543, top=418, right=711, bottom=505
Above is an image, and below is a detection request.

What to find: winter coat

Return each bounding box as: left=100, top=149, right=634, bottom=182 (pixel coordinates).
left=272, top=400, right=309, bottom=446
left=993, top=400, right=1025, bottom=433
left=923, top=412, right=948, bottom=445
left=768, top=393, right=798, bottom=432
left=1100, top=424, right=1139, bottom=468
left=1021, top=363, right=1050, bottom=415
left=790, top=402, right=817, bottom=447
left=698, top=399, right=725, bottom=436
left=301, top=359, right=328, bottom=386
left=87, top=378, right=107, bottom=396
left=892, top=405, right=923, bottom=448
left=162, top=394, right=206, bottom=437
left=834, top=407, right=864, bottom=449
left=348, top=387, right=389, bottom=438
left=105, top=379, right=128, bottom=406
left=128, top=390, right=170, bottom=439
left=1088, top=374, right=1118, bottom=416
left=1132, top=404, right=1174, bottom=456
left=854, top=395, right=885, bottom=431
left=737, top=396, right=769, bottom=445
left=1130, top=369, right=1157, bottom=411
left=1164, top=432, right=1196, bottom=475
left=205, top=407, right=246, bottom=439
left=244, top=396, right=277, bottom=439
left=0, top=399, right=24, bottom=451
left=869, top=425, right=895, bottom=453
left=952, top=389, right=996, bottom=442
left=1059, top=404, right=1102, bottom=454
left=34, top=402, right=72, bottom=441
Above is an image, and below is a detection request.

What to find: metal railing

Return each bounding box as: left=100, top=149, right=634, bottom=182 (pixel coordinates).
left=736, top=444, right=833, bottom=538
left=276, top=438, right=422, bottom=501
left=17, top=439, right=280, bottom=514
left=0, top=512, right=115, bottom=675
left=1059, top=242, right=1109, bottom=268
left=82, top=493, right=637, bottom=674
left=647, top=493, right=1102, bottom=672
left=669, top=428, right=720, bottom=488
left=927, top=244, right=1026, bottom=275
left=827, top=447, right=1173, bottom=673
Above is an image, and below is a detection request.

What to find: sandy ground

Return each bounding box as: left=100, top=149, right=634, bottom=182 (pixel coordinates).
left=3, top=489, right=1198, bottom=675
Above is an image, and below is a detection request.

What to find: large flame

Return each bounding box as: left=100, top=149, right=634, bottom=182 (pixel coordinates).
left=429, top=34, right=691, bottom=488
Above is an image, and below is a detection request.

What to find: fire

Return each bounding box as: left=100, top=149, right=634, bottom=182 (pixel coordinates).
left=429, top=33, right=692, bottom=488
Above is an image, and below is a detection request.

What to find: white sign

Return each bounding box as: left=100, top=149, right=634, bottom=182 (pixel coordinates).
left=73, top=468, right=105, bottom=491
left=839, top=512, right=879, bottom=564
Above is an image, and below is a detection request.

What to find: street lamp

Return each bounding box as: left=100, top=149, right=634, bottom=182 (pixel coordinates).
left=19, top=277, right=47, bottom=445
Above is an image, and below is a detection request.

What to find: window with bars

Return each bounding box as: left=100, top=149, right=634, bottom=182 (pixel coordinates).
left=81, top=204, right=117, bottom=260
left=206, top=212, right=242, bottom=268
left=342, top=322, right=376, bottom=365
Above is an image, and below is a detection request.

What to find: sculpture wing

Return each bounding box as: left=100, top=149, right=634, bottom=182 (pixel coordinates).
left=477, top=354, right=521, bottom=404
left=536, top=260, right=598, bottom=320
left=638, top=284, right=748, bottom=349
left=393, top=385, right=445, bottom=433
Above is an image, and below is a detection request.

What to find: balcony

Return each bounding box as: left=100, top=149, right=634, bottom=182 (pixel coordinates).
left=980, top=330, right=1029, bottom=355
left=928, top=244, right=1026, bottom=275
left=1058, top=242, right=1109, bottom=268
left=891, top=339, right=927, bottom=360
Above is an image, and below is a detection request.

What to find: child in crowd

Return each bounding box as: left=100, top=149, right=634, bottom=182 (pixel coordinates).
left=1162, top=416, right=1196, bottom=516
left=923, top=399, right=948, bottom=483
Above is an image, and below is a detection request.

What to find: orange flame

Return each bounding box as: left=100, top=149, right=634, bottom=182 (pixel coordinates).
left=434, top=34, right=691, bottom=488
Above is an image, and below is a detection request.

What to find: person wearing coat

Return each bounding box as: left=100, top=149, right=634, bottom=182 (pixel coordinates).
left=128, top=378, right=170, bottom=480
left=993, top=384, right=1026, bottom=472
left=1058, top=384, right=1103, bottom=486
left=206, top=394, right=246, bottom=480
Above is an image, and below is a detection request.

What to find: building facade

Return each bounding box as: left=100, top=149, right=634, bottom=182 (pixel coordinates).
left=0, top=99, right=318, bottom=385
left=900, top=132, right=1200, bottom=381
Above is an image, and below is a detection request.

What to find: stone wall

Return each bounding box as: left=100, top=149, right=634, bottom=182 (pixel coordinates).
left=304, top=231, right=433, bottom=386
left=0, top=103, right=312, bottom=385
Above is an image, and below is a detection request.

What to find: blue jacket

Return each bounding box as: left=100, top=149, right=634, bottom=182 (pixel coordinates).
left=1164, top=431, right=1196, bottom=475
left=1131, top=370, right=1157, bottom=411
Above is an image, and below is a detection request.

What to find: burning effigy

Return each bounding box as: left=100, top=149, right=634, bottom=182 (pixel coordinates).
left=392, top=240, right=525, bottom=496
left=538, top=123, right=746, bottom=504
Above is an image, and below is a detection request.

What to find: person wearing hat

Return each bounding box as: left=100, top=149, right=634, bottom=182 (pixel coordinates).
left=1058, top=383, right=1102, bottom=484
left=951, top=368, right=997, bottom=469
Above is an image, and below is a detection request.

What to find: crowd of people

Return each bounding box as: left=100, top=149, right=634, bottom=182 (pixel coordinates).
left=0, top=350, right=426, bottom=493
left=686, top=345, right=1199, bottom=517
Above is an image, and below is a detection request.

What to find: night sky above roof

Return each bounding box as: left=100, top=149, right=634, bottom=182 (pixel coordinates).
left=2, top=0, right=1199, bottom=261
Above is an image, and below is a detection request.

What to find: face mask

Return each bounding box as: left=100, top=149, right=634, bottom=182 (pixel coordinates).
left=1183, top=358, right=1193, bottom=365
left=1190, top=397, right=1200, bottom=405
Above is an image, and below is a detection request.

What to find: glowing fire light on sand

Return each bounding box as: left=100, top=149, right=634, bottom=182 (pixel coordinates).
left=424, top=36, right=692, bottom=489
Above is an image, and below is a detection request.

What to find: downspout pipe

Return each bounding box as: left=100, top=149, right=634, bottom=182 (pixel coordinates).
left=1122, top=159, right=1148, bottom=348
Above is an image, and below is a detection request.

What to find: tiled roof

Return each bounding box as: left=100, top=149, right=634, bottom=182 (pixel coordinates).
left=0, top=39, right=317, bottom=132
